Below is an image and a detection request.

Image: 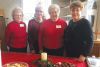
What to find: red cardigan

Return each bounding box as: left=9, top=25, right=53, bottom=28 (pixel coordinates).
left=28, top=19, right=42, bottom=51
left=39, top=18, right=67, bottom=50
left=5, top=21, right=27, bottom=48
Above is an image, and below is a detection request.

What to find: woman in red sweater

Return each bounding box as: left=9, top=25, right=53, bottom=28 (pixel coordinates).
left=39, top=4, right=67, bottom=56
left=5, top=7, right=27, bottom=52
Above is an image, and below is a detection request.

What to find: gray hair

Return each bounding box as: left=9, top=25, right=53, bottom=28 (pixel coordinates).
left=48, top=4, right=60, bottom=14
left=12, top=7, right=23, bottom=18
left=34, top=4, right=45, bottom=19
left=35, top=5, right=44, bottom=12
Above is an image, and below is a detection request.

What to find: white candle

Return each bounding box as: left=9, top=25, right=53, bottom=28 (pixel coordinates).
left=41, top=52, right=47, bottom=61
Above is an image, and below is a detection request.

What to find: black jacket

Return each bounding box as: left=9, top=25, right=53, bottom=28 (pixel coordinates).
left=64, top=18, right=93, bottom=57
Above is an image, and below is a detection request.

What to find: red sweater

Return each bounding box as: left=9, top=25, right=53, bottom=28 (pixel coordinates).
left=5, top=21, right=27, bottom=48
left=39, top=18, right=67, bottom=50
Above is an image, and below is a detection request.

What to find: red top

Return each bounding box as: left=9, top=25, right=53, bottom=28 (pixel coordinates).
left=39, top=18, right=67, bottom=50
left=5, top=21, right=27, bottom=48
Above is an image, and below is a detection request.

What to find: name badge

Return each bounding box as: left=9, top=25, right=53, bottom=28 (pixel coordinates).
left=20, top=24, right=24, bottom=27
left=56, top=25, right=61, bottom=28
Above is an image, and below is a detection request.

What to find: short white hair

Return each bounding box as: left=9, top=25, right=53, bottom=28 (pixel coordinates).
left=35, top=4, right=44, bottom=12
left=12, top=7, right=23, bottom=17
left=48, top=4, right=60, bottom=14
left=34, top=4, right=45, bottom=19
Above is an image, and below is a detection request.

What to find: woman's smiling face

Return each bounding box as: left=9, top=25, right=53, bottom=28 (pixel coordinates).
left=13, top=11, right=23, bottom=22
left=49, top=8, right=59, bottom=21
left=70, top=7, right=82, bottom=22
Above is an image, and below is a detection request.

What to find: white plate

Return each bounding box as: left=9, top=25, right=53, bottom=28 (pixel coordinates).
left=87, top=57, right=100, bottom=67
left=3, top=62, right=29, bottom=67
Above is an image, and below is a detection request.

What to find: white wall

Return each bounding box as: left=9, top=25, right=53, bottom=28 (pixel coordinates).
left=0, top=0, right=22, bottom=24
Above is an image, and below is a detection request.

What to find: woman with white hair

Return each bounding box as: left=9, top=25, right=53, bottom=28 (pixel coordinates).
left=39, top=4, right=67, bottom=56
left=5, top=7, right=27, bottom=52
left=28, top=5, right=45, bottom=54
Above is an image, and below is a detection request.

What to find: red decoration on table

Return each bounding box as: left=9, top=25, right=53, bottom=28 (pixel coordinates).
left=1, top=52, right=87, bottom=67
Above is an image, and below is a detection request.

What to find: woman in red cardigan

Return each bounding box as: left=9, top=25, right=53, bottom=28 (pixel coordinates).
left=5, top=7, right=27, bottom=52
left=39, top=4, right=67, bottom=56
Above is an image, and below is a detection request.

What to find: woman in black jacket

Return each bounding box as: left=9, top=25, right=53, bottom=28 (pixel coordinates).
left=64, top=1, right=93, bottom=62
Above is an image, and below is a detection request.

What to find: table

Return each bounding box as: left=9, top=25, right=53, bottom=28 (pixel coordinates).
left=1, top=52, right=87, bottom=67
left=91, top=40, right=100, bottom=57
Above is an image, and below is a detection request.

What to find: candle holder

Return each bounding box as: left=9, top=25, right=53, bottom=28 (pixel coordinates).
left=38, top=60, right=48, bottom=67
left=38, top=52, right=48, bottom=67
left=32, top=58, right=54, bottom=67
left=37, top=59, right=54, bottom=67
left=32, top=52, right=54, bottom=67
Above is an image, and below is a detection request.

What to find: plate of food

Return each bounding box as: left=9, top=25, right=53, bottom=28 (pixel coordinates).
left=54, top=62, right=76, bottom=67
left=2, top=62, right=29, bottom=67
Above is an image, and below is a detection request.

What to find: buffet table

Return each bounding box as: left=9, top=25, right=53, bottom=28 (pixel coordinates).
left=1, top=52, right=87, bottom=67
